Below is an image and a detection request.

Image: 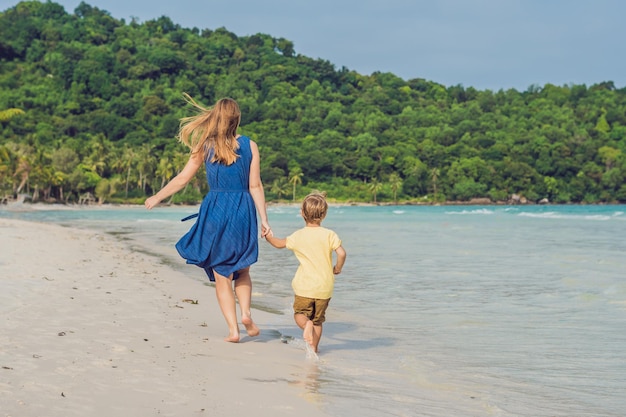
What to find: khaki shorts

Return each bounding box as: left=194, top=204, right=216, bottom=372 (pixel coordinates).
left=293, top=295, right=331, bottom=325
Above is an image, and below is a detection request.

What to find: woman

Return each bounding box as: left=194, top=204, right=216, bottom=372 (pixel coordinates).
left=145, top=95, right=271, bottom=342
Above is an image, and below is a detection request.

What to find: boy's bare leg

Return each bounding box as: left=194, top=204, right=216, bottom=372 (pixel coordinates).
left=214, top=272, right=240, bottom=342
left=234, top=268, right=259, bottom=337
left=312, top=324, right=323, bottom=353
left=294, top=313, right=314, bottom=348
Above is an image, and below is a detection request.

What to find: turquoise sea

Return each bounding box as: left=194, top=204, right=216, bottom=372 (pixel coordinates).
left=1, top=203, right=625, bottom=416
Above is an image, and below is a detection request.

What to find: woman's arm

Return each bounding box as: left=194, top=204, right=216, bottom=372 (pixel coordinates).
left=145, top=151, right=203, bottom=209
left=248, top=140, right=271, bottom=236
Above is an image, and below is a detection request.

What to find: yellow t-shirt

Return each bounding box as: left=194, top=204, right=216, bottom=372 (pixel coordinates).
left=285, top=226, right=342, bottom=299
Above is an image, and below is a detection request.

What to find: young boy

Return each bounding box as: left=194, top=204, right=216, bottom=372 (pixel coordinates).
left=265, top=192, right=346, bottom=353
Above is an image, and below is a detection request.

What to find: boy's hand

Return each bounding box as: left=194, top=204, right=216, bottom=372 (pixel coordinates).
left=265, top=234, right=287, bottom=248
left=333, top=265, right=342, bottom=274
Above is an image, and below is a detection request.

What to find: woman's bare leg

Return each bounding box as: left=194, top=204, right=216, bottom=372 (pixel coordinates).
left=213, top=271, right=240, bottom=342
left=234, top=268, right=259, bottom=337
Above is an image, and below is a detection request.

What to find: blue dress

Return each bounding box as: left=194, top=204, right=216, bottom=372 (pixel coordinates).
left=175, top=136, right=258, bottom=281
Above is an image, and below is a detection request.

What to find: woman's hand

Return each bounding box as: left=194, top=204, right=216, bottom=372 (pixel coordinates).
left=261, top=221, right=272, bottom=238
left=144, top=195, right=162, bottom=210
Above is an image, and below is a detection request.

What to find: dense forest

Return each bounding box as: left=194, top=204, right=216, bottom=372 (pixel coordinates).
left=1, top=1, right=625, bottom=205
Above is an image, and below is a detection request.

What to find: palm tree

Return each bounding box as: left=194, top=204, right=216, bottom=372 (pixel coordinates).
left=84, top=134, right=110, bottom=176
left=0, top=145, right=16, bottom=192
left=13, top=145, right=34, bottom=194
left=136, top=144, right=156, bottom=192
left=172, top=151, right=189, bottom=173
left=120, top=146, right=136, bottom=198
left=51, top=147, right=79, bottom=201
left=270, top=178, right=289, bottom=200
left=95, top=177, right=121, bottom=204
left=171, top=151, right=193, bottom=198
left=368, top=178, right=383, bottom=203
left=289, top=168, right=303, bottom=202
left=155, top=152, right=175, bottom=189
left=27, top=147, right=51, bottom=202
left=431, top=168, right=440, bottom=199
left=388, top=172, right=402, bottom=204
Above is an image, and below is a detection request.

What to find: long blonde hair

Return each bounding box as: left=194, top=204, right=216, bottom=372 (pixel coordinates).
left=178, top=93, right=241, bottom=165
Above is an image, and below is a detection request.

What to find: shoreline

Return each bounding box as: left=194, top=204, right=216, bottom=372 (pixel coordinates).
left=3, top=200, right=626, bottom=211
left=0, top=218, right=329, bottom=417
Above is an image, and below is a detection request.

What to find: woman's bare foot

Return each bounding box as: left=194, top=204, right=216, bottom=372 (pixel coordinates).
left=224, top=331, right=240, bottom=343
left=303, top=320, right=314, bottom=348
left=242, top=315, right=260, bottom=337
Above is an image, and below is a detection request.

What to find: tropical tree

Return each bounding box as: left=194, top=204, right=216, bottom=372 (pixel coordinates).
left=2, top=4, right=626, bottom=204
left=431, top=168, right=440, bottom=198
left=83, top=134, right=111, bottom=176
left=136, top=144, right=156, bottom=192
left=270, top=177, right=289, bottom=200
left=368, top=178, right=383, bottom=203
left=119, top=146, right=136, bottom=198
left=289, top=168, right=303, bottom=202
left=13, top=146, right=33, bottom=194
left=0, top=145, right=16, bottom=193
left=388, top=172, right=402, bottom=204
left=95, top=177, right=121, bottom=204
left=155, top=151, right=176, bottom=189
left=598, top=146, right=621, bottom=171
left=28, top=147, right=53, bottom=202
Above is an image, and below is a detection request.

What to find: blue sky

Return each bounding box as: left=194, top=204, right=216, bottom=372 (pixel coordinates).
left=3, top=0, right=625, bottom=91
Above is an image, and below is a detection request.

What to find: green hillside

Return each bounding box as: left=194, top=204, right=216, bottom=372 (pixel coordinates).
left=1, top=1, right=625, bottom=204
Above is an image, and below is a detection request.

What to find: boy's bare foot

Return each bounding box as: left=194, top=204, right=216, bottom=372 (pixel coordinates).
left=303, top=320, right=314, bottom=348
left=242, top=316, right=260, bottom=337
left=305, top=342, right=319, bottom=360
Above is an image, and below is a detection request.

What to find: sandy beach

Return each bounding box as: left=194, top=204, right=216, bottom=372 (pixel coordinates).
left=0, top=218, right=329, bottom=417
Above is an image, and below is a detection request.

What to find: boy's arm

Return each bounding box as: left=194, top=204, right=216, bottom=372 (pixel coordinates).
left=265, top=234, right=287, bottom=249
left=333, top=245, right=346, bottom=274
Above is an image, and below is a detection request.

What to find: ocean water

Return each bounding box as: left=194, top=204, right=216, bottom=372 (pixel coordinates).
left=1, top=203, right=625, bottom=417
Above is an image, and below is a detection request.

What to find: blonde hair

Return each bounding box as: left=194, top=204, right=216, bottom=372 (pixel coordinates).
left=178, top=93, right=241, bottom=165
left=301, top=192, right=328, bottom=224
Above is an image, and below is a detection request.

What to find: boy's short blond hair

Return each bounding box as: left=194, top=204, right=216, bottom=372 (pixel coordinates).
left=301, top=192, right=328, bottom=224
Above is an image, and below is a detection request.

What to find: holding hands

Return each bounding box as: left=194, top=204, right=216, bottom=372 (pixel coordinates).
left=261, top=221, right=272, bottom=238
